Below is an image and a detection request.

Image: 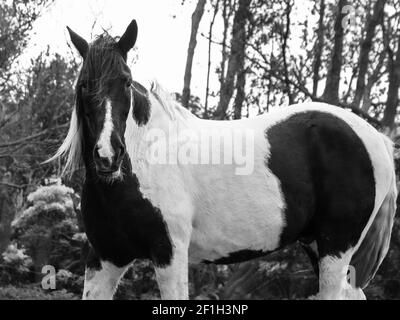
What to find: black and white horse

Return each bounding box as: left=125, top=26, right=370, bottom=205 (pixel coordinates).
left=51, top=20, right=397, bottom=300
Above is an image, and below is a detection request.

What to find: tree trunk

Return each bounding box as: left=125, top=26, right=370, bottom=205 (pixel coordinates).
left=0, top=188, right=14, bottom=253
left=233, top=0, right=249, bottom=120
left=182, top=0, right=207, bottom=108
left=233, top=64, right=246, bottom=119
left=382, top=34, right=400, bottom=129
left=361, top=48, right=386, bottom=112
left=219, top=0, right=231, bottom=90
left=353, top=0, right=386, bottom=108
left=312, top=0, right=326, bottom=96
left=205, top=0, right=220, bottom=118
left=322, top=0, right=347, bottom=104
left=215, top=0, right=251, bottom=120
left=0, top=173, right=18, bottom=254
left=282, top=0, right=293, bottom=104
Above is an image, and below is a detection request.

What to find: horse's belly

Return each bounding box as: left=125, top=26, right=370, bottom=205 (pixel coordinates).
left=188, top=168, right=286, bottom=264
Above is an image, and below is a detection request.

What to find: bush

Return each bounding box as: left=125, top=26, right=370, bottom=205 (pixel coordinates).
left=0, top=243, right=33, bottom=284
left=0, top=285, right=78, bottom=300
left=11, top=182, right=85, bottom=281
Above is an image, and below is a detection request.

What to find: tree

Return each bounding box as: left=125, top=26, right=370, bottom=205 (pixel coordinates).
left=382, top=31, right=400, bottom=130
left=204, top=0, right=220, bottom=117
left=0, top=0, right=51, bottom=93
left=12, top=182, right=80, bottom=281
left=312, top=0, right=326, bottom=96
left=0, top=51, right=77, bottom=254
left=214, top=0, right=251, bottom=119
left=353, top=0, right=386, bottom=109
left=182, top=0, right=207, bottom=108
left=0, top=0, right=54, bottom=255
left=321, top=0, right=347, bottom=104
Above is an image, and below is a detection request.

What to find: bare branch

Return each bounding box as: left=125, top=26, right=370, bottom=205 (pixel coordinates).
left=0, top=124, right=68, bottom=149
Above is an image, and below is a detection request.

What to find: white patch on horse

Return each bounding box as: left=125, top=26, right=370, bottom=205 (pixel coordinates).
left=312, top=249, right=365, bottom=300
left=154, top=239, right=190, bottom=299
left=82, top=261, right=128, bottom=300
left=97, top=98, right=114, bottom=162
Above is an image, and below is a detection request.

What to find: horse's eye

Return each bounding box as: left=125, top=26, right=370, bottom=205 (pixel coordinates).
left=125, top=79, right=132, bottom=88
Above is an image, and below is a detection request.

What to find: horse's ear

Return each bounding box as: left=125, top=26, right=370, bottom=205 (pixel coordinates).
left=118, top=20, right=138, bottom=56
left=67, top=26, right=89, bottom=58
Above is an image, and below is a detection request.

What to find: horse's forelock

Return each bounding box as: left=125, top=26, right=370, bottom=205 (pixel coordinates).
left=80, top=33, right=128, bottom=99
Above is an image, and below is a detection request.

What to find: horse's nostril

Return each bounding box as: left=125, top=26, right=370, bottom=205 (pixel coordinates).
left=117, top=146, right=125, bottom=161
left=94, top=147, right=100, bottom=159
left=100, top=157, right=110, bottom=168
left=119, top=146, right=125, bottom=157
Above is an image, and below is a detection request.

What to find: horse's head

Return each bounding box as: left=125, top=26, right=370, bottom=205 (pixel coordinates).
left=67, top=20, right=139, bottom=180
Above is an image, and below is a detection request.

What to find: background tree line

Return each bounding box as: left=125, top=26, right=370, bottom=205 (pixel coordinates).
left=0, top=0, right=400, bottom=299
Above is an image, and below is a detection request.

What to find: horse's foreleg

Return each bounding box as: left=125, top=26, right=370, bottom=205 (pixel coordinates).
left=82, top=253, right=130, bottom=300
left=154, top=239, right=189, bottom=300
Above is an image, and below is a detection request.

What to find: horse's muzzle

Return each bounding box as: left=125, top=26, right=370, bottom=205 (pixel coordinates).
left=93, top=145, right=125, bottom=176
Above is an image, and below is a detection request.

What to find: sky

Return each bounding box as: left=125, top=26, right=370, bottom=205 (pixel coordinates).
left=24, top=0, right=221, bottom=101
left=23, top=0, right=329, bottom=114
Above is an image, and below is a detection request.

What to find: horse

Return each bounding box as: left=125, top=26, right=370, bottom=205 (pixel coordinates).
left=50, top=19, right=397, bottom=300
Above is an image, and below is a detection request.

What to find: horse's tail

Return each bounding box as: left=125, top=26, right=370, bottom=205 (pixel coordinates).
left=350, top=134, right=397, bottom=289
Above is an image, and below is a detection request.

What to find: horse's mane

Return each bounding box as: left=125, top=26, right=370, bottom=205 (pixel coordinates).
left=47, top=105, right=83, bottom=178
left=149, top=80, right=196, bottom=121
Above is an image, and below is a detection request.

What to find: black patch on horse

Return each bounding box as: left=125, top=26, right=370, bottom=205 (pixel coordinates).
left=132, top=80, right=150, bottom=125
left=78, top=34, right=131, bottom=96
left=81, top=155, right=173, bottom=268
left=266, top=111, right=375, bottom=257
left=86, top=247, right=102, bottom=270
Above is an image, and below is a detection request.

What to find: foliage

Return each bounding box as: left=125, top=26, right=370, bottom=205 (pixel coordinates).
left=12, top=182, right=81, bottom=271
left=0, top=0, right=52, bottom=79
left=0, top=243, right=33, bottom=284
left=0, top=285, right=78, bottom=300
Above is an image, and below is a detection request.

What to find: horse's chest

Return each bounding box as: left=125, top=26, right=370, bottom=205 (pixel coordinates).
left=81, top=180, right=173, bottom=268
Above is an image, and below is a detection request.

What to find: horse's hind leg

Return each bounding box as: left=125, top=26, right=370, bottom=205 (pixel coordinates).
left=82, top=249, right=130, bottom=300
left=314, top=248, right=366, bottom=300
left=316, top=250, right=354, bottom=300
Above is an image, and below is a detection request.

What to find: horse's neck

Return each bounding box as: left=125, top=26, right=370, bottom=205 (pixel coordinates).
left=128, top=88, right=194, bottom=150
left=124, top=103, right=198, bottom=193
